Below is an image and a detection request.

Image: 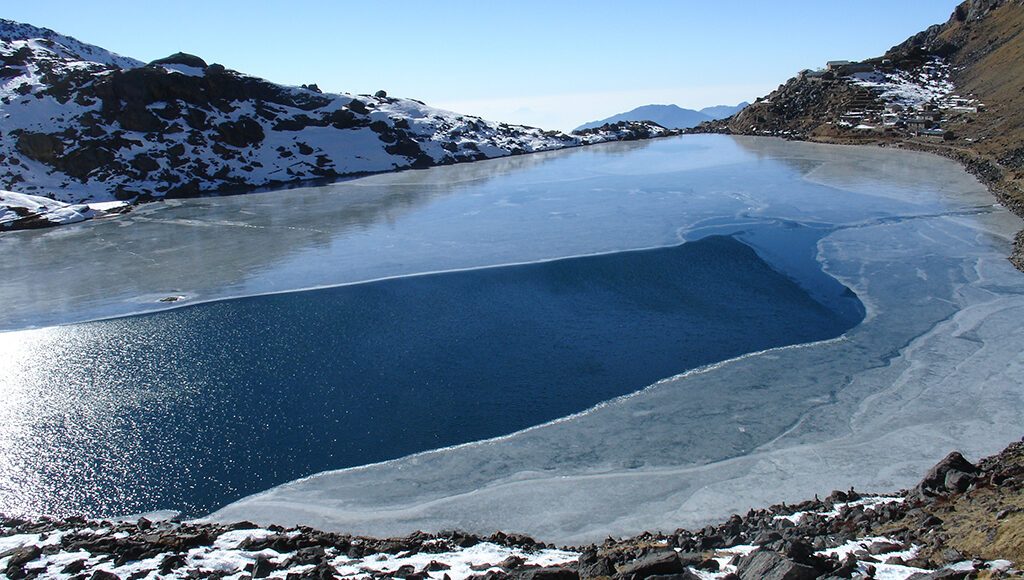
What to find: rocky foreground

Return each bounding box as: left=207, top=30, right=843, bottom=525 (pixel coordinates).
left=3, top=439, right=1023, bottom=580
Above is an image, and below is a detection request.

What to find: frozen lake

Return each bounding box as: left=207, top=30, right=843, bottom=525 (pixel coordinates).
left=2, top=135, right=1023, bottom=543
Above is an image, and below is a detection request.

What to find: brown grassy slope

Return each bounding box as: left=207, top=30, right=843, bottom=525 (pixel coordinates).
left=928, top=3, right=1024, bottom=174
left=879, top=441, right=1024, bottom=568
left=941, top=2, right=1024, bottom=155
left=927, top=2, right=1024, bottom=268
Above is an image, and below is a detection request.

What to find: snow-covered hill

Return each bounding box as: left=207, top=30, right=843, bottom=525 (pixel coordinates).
left=0, top=19, right=143, bottom=69
left=0, top=20, right=671, bottom=226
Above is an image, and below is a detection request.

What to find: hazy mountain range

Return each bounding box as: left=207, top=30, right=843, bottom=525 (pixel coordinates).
left=575, top=102, right=749, bottom=132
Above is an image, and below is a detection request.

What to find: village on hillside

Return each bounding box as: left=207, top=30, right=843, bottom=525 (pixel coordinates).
left=799, top=57, right=983, bottom=141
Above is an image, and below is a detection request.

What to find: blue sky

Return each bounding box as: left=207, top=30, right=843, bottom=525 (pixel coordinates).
left=3, top=1, right=959, bottom=130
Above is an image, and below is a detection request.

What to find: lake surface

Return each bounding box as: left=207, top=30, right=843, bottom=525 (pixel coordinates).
left=2, top=135, right=1023, bottom=541
left=0, top=232, right=862, bottom=518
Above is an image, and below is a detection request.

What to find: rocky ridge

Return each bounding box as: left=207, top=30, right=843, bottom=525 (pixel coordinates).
left=3, top=439, right=1024, bottom=580
left=0, top=20, right=674, bottom=230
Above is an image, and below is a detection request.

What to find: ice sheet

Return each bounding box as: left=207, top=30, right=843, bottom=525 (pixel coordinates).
left=0, top=136, right=983, bottom=330
left=204, top=137, right=1024, bottom=544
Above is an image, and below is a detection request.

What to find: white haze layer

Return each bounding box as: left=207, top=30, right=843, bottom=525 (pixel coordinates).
left=1, top=135, right=1021, bottom=544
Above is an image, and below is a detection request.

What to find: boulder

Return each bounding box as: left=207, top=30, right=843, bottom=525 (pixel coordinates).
left=916, top=452, right=978, bottom=496
left=130, top=154, right=159, bottom=174
left=866, top=541, right=903, bottom=555
left=328, top=108, right=359, bottom=129
left=4, top=545, right=41, bottom=573
left=385, top=136, right=424, bottom=159
left=391, top=564, right=418, bottom=578
left=674, top=553, right=702, bottom=567
left=576, top=549, right=615, bottom=579
left=252, top=554, right=279, bottom=578
left=56, top=143, right=115, bottom=179
left=61, top=559, right=88, bottom=574
left=158, top=554, right=185, bottom=573
left=514, top=567, right=579, bottom=580
left=736, top=550, right=818, bottom=580
left=613, top=550, right=684, bottom=580
left=498, top=556, right=525, bottom=570
left=346, top=98, right=368, bottom=114
left=944, top=470, right=973, bottom=493
left=149, top=52, right=209, bottom=69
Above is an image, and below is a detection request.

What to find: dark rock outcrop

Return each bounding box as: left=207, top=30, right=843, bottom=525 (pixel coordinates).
left=736, top=550, right=818, bottom=580
left=612, top=550, right=685, bottom=580
left=15, top=131, right=63, bottom=162
left=149, top=52, right=208, bottom=69
left=914, top=451, right=978, bottom=497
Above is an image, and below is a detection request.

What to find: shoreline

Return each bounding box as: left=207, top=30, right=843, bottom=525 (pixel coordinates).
left=0, top=131, right=681, bottom=234
left=688, top=132, right=1024, bottom=274
left=889, top=138, right=1024, bottom=271
left=3, top=438, right=1021, bottom=580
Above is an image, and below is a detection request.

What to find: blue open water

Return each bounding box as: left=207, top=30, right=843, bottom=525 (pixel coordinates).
left=1, top=230, right=861, bottom=518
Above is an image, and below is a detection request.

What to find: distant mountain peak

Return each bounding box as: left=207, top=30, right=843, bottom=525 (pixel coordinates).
left=576, top=102, right=748, bottom=132
left=699, top=102, right=750, bottom=119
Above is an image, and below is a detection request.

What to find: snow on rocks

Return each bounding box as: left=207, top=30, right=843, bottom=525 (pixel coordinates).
left=577, top=440, right=1024, bottom=580
left=2, top=447, right=1022, bottom=580
left=0, top=189, right=126, bottom=230
left=0, top=189, right=129, bottom=230
left=772, top=496, right=906, bottom=525
left=0, top=18, right=673, bottom=224
left=0, top=518, right=578, bottom=580
left=0, top=19, right=142, bottom=69
left=850, top=57, right=980, bottom=114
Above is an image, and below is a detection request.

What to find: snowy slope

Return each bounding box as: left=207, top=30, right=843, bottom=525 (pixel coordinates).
left=0, top=19, right=142, bottom=69
left=0, top=21, right=671, bottom=208
left=849, top=58, right=975, bottom=112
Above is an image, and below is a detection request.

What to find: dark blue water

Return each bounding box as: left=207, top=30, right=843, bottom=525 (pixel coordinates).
left=2, top=232, right=863, bottom=519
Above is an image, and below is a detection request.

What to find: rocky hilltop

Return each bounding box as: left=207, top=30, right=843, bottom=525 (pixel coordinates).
left=0, top=20, right=672, bottom=230
left=3, top=438, right=1024, bottom=580
left=694, top=0, right=1024, bottom=265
